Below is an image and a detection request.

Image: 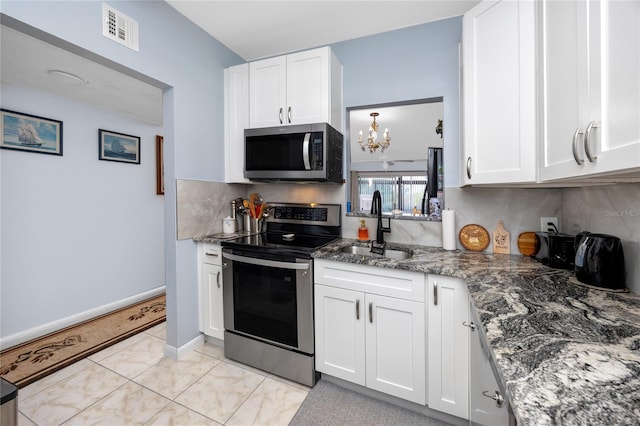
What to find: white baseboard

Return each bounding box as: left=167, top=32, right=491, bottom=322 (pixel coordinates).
left=0, top=286, right=166, bottom=350
left=164, top=333, right=205, bottom=360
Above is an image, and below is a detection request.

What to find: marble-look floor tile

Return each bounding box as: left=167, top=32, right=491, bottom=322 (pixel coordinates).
left=134, top=349, right=220, bottom=399
left=144, top=322, right=167, bottom=339
left=18, top=358, right=94, bottom=401
left=62, top=381, right=170, bottom=426
left=195, top=341, right=225, bottom=360
left=96, top=335, right=165, bottom=379
left=87, top=332, right=148, bottom=362
left=18, top=412, right=36, bottom=426
left=145, top=402, right=222, bottom=426
left=175, top=361, right=265, bottom=423
left=227, top=376, right=309, bottom=426
left=18, top=362, right=128, bottom=425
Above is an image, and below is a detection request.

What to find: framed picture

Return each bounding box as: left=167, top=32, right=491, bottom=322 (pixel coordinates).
left=155, top=135, right=164, bottom=195
left=98, top=129, right=140, bottom=164
left=1, top=109, right=63, bottom=156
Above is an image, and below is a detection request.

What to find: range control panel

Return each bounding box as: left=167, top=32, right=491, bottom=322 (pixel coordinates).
left=269, top=203, right=341, bottom=227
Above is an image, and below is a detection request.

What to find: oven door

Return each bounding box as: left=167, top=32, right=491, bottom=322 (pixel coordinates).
left=222, top=249, right=314, bottom=354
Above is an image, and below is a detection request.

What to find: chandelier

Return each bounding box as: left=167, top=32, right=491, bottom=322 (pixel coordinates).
left=357, top=112, right=390, bottom=153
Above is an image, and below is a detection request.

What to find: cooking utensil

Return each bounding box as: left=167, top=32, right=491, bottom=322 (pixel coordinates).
left=517, top=232, right=539, bottom=256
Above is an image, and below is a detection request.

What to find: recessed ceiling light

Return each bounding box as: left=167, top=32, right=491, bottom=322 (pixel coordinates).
left=46, top=69, right=86, bottom=86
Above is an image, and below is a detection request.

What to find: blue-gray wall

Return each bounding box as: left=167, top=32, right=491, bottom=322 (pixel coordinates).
left=331, top=17, right=462, bottom=187
left=1, top=1, right=243, bottom=351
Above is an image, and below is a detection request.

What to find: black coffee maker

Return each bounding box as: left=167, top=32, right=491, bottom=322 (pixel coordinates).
left=574, top=232, right=626, bottom=290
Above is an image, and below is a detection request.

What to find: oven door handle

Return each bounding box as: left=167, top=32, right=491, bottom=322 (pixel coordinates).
left=223, top=252, right=310, bottom=270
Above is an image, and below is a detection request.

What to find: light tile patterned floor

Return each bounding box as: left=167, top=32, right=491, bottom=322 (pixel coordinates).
left=16, top=323, right=309, bottom=425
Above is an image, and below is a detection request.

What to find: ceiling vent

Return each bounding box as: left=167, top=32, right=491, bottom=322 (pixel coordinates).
left=102, top=3, right=139, bottom=52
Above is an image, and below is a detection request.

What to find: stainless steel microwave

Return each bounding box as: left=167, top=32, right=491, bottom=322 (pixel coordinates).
left=244, top=123, right=343, bottom=183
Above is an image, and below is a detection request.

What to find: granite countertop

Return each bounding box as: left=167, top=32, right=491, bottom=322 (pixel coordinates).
left=312, top=238, right=640, bottom=425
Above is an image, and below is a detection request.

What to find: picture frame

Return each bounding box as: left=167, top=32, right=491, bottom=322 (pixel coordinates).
left=1, top=109, right=63, bottom=156
left=156, top=135, right=164, bottom=195
left=98, top=129, right=140, bottom=164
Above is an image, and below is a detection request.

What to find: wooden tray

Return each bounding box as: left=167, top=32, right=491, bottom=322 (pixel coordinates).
left=459, top=224, right=490, bottom=251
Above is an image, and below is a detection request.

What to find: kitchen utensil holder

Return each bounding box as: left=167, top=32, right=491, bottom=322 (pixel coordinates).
left=249, top=217, right=263, bottom=234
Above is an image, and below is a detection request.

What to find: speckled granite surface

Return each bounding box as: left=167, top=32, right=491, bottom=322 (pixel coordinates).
left=312, top=239, right=640, bottom=426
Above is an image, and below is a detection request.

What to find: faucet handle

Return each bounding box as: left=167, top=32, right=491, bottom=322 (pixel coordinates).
left=370, top=240, right=386, bottom=255
left=381, top=217, right=391, bottom=232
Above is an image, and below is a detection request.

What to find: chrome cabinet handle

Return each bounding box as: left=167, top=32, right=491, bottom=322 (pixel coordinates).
left=463, top=321, right=477, bottom=331
left=279, top=107, right=283, bottom=124
left=216, top=271, right=221, bottom=288
left=482, top=390, right=504, bottom=407
left=584, top=121, right=598, bottom=162
left=369, top=302, right=373, bottom=323
left=356, top=299, right=360, bottom=320
left=466, top=157, right=472, bottom=180
left=572, top=128, right=585, bottom=165
left=205, top=252, right=219, bottom=257
left=288, top=106, right=292, bottom=123
left=433, top=281, right=438, bottom=306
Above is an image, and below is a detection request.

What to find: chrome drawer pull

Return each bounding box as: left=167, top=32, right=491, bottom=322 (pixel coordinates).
left=433, top=281, right=438, bottom=306
left=584, top=121, right=598, bottom=162
left=572, top=128, right=585, bottom=165
left=482, top=390, right=504, bottom=407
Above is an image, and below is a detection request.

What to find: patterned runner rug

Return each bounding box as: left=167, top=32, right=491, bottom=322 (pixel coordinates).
left=0, top=294, right=165, bottom=388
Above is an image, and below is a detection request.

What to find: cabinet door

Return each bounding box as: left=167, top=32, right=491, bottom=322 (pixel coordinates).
left=224, top=63, right=250, bottom=183
left=314, top=285, right=366, bottom=386
left=427, top=275, right=470, bottom=419
left=201, top=263, right=224, bottom=339
left=469, top=302, right=510, bottom=426
left=249, top=56, right=286, bottom=128
left=587, top=0, right=640, bottom=175
left=286, top=47, right=330, bottom=125
left=540, top=0, right=640, bottom=181
left=365, top=294, right=426, bottom=405
left=538, top=0, right=587, bottom=180
left=462, top=0, right=536, bottom=184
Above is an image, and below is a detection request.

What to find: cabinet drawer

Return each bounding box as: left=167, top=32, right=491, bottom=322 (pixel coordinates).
left=314, top=260, right=424, bottom=302
left=201, top=243, right=222, bottom=266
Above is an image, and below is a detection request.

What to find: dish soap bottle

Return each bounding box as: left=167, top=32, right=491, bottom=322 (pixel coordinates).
left=358, top=220, right=369, bottom=241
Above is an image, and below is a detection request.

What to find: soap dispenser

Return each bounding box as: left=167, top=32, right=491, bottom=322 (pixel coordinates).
left=358, top=220, right=369, bottom=241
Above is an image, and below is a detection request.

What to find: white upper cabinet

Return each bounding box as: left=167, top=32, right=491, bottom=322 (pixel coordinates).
left=462, top=0, right=537, bottom=185
left=539, top=0, right=640, bottom=181
left=224, top=63, right=250, bottom=183
left=249, top=47, right=342, bottom=129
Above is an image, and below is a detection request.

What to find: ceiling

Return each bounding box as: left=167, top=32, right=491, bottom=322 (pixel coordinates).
left=167, top=1, right=480, bottom=61
left=1, top=24, right=164, bottom=125
left=1, top=1, right=478, bottom=126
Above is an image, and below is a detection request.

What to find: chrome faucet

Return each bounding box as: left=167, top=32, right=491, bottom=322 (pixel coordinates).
left=370, top=190, right=391, bottom=254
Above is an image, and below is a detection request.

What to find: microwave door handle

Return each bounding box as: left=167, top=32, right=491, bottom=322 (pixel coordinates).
left=303, top=133, right=311, bottom=170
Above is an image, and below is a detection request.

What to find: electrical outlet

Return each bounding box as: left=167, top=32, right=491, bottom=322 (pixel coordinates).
left=540, top=216, right=559, bottom=233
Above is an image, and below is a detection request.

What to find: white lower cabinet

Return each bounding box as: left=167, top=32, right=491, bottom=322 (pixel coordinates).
left=427, top=274, right=470, bottom=419
left=314, top=260, right=426, bottom=405
left=198, top=243, right=224, bottom=339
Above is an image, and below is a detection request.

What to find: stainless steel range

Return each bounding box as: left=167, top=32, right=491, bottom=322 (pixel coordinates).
left=221, top=203, right=341, bottom=387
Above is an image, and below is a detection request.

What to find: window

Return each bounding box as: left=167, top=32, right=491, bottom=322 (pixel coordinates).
left=353, top=172, right=429, bottom=214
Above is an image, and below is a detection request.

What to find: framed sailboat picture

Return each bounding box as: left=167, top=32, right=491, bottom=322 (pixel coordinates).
left=1, top=109, right=63, bottom=156
left=98, top=129, right=140, bottom=164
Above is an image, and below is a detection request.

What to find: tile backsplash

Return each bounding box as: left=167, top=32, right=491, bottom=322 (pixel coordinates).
left=178, top=179, right=639, bottom=293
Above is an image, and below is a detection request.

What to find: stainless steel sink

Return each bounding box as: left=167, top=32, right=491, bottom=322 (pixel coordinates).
left=340, top=245, right=412, bottom=260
